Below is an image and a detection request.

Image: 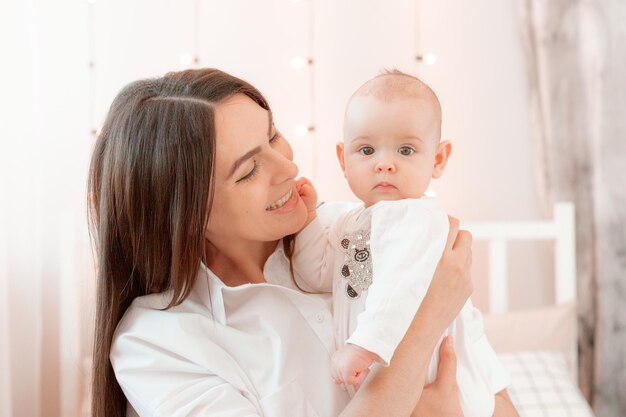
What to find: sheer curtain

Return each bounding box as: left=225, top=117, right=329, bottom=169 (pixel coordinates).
left=0, top=1, right=94, bottom=416
left=519, top=0, right=626, bottom=415
left=0, top=219, right=12, bottom=417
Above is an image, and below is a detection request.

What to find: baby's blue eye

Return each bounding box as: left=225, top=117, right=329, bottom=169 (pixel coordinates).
left=358, top=146, right=375, bottom=156
left=398, top=146, right=415, bottom=156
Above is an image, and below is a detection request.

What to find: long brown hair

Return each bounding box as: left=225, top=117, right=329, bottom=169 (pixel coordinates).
left=87, top=68, right=270, bottom=417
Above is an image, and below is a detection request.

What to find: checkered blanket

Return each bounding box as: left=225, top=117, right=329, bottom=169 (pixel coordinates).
left=499, top=351, right=595, bottom=417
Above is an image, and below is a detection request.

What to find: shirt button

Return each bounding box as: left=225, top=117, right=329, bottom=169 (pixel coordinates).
left=315, top=312, right=325, bottom=323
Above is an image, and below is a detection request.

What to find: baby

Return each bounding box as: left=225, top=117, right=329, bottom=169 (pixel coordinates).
left=293, top=70, right=515, bottom=416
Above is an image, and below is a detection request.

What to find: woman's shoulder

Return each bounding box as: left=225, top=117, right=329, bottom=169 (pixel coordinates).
left=111, top=273, right=221, bottom=367
left=114, top=289, right=208, bottom=337
left=109, top=278, right=262, bottom=416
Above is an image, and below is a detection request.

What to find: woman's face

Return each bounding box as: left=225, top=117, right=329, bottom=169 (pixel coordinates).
left=205, top=94, right=308, bottom=247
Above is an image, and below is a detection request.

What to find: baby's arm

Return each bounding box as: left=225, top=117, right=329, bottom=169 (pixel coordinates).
left=291, top=178, right=335, bottom=292
left=346, top=199, right=449, bottom=366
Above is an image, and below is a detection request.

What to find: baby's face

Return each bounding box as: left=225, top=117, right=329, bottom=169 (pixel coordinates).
left=340, top=95, right=443, bottom=207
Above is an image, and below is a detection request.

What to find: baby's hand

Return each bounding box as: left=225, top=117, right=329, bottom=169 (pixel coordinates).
left=295, top=177, right=317, bottom=226
left=330, top=344, right=378, bottom=387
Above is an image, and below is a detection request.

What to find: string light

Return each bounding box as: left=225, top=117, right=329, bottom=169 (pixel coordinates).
left=308, top=0, right=317, bottom=180
left=288, top=0, right=317, bottom=180
left=174, top=1, right=202, bottom=68
left=414, top=0, right=437, bottom=68
left=87, top=0, right=97, bottom=138
left=192, top=0, right=200, bottom=67
left=414, top=0, right=421, bottom=74
left=179, top=1, right=201, bottom=69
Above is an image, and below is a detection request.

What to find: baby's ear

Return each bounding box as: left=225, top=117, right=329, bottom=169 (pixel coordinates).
left=336, top=142, right=347, bottom=177
left=432, top=141, right=452, bottom=179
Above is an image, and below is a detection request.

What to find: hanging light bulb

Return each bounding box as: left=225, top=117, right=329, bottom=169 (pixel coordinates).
left=423, top=53, right=437, bottom=65
left=180, top=53, right=194, bottom=67
left=417, top=52, right=437, bottom=66
left=290, top=57, right=310, bottom=70
left=294, top=124, right=311, bottom=136
left=91, top=124, right=103, bottom=137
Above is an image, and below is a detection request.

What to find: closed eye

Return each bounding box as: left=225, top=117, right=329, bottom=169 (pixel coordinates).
left=236, top=161, right=260, bottom=183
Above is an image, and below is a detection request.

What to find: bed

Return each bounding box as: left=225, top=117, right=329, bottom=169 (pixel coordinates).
left=465, top=202, right=595, bottom=417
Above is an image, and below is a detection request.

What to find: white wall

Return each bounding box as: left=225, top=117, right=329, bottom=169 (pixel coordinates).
left=311, top=0, right=552, bottom=312
left=0, top=1, right=553, bottom=416
left=416, top=1, right=553, bottom=311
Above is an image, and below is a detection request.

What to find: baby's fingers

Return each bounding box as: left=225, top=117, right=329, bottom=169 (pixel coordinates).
left=354, top=368, right=369, bottom=389
left=295, top=177, right=313, bottom=191
left=330, top=362, right=344, bottom=385
left=342, top=368, right=361, bottom=386
left=299, top=183, right=314, bottom=197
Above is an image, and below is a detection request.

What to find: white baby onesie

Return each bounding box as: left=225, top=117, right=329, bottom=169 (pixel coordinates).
left=293, top=198, right=510, bottom=417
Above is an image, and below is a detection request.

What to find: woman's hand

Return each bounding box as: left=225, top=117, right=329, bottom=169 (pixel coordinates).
left=420, top=216, right=473, bottom=330
left=412, top=336, right=464, bottom=417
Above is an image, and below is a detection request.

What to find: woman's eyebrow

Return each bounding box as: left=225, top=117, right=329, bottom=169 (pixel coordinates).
left=228, top=146, right=262, bottom=179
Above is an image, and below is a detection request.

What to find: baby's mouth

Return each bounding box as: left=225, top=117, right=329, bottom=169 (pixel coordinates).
left=266, top=189, right=293, bottom=211
left=373, top=181, right=397, bottom=190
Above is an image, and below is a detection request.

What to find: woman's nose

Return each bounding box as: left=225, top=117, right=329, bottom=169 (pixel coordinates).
left=271, top=147, right=299, bottom=184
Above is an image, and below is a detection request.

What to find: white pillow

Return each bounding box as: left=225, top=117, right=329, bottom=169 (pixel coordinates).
left=499, top=351, right=595, bottom=417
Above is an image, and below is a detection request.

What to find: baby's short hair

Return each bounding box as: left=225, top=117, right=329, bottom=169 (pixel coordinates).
left=347, top=68, right=442, bottom=139
left=351, top=68, right=439, bottom=104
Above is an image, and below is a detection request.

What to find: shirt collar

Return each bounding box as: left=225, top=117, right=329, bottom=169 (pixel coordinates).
left=195, top=239, right=293, bottom=325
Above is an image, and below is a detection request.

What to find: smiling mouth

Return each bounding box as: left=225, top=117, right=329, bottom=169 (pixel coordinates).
left=266, top=189, right=293, bottom=211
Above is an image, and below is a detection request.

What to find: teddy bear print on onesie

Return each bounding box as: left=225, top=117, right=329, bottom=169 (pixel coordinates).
left=339, top=230, right=373, bottom=300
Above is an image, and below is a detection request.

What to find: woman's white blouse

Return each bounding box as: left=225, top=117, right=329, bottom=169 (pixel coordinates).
left=110, top=241, right=351, bottom=417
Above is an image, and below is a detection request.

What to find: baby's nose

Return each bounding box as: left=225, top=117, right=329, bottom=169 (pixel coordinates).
left=375, top=161, right=396, bottom=173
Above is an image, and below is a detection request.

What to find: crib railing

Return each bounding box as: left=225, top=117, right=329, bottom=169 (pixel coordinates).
left=464, top=202, right=577, bottom=379
left=464, top=202, right=576, bottom=313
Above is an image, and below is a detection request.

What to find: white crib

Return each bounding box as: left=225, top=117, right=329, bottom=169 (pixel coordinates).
left=465, top=203, right=594, bottom=416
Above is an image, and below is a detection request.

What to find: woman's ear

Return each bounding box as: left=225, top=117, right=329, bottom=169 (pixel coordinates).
left=336, top=142, right=347, bottom=177
left=432, top=141, right=452, bottom=179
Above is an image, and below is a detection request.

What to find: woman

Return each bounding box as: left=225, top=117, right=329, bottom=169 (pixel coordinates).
left=88, top=68, right=474, bottom=417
